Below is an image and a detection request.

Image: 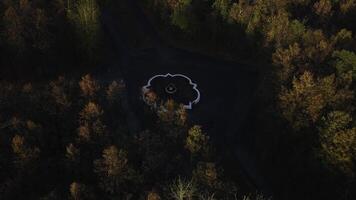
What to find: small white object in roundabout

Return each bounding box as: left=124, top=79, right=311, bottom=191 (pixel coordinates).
left=142, top=73, right=201, bottom=110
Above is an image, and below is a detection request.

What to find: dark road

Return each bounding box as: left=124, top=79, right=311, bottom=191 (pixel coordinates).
left=100, top=0, right=268, bottom=195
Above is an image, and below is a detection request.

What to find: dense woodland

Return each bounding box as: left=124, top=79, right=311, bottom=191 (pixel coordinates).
left=0, top=0, right=356, bottom=199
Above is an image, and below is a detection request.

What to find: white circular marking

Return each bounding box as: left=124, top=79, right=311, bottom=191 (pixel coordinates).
left=142, top=73, right=201, bottom=110
left=165, top=83, right=177, bottom=94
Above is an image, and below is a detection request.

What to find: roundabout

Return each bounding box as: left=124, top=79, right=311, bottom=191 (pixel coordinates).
left=142, top=73, right=201, bottom=109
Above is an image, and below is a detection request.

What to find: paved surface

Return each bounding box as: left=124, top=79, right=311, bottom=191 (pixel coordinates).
left=100, top=0, right=269, bottom=195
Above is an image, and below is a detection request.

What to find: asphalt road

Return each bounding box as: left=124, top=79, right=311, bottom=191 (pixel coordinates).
left=100, top=0, right=269, bottom=196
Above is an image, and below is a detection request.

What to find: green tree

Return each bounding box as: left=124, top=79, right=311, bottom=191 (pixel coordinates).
left=332, top=50, right=356, bottom=79
left=171, top=0, right=195, bottom=32
left=212, top=0, right=232, bottom=19
left=67, top=0, right=100, bottom=55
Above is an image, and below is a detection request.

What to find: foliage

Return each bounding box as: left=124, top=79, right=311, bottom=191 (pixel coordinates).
left=185, top=125, right=209, bottom=155
left=170, top=0, right=195, bottom=32
left=69, top=182, right=95, bottom=200
left=1, top=0, right=355, bottom=198
left=332, top=50, right=356, bottom=79
left=212, top=0, right=232, bottom=19
left=66, top=0, right=100, bottom=55
left=94, top=145, right=130, bottom=194
left=319, top=111, right=356, bottom=176
left=2, top=0, right=51, bottom=53
left=79, top=74, right=100, bottom=97
left=169, top=178, right=196, bottom=200
left=0, top=75, right=250, bottom=199
left=12, top=134, right=40, bottom=168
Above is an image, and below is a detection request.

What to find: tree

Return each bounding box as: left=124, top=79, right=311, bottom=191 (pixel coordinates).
left=157, top=100, right=187, bottom=126
left=79, top=101, right=103, bottom=122
left=264, top=10, right=291, bottom=47
left=67, top=0, right=100, bottom=55
left=170, top=0, right=195, bottom=32
left=94, top=145, right=129, bottom=194
left=242, top=193, right=271, bottom=200
left=169, top=177, right=196, bottom=200
left=339, top=0, right=356, bottom=14
left=318, top=111, right=356, bottom=177
left=273, top=43, right=304, bottom=83
left=79, top=74, right=100, bottom=98
left=2, top=1, right=50, bottom=54
left=3, top=6, right=25, bottom=51
left=106, top=80, right=125, bottom=103
left=78, top=101, right=105, bottom=142
left=313, top=0, right=333, bottom=19
left=332, top=50, right=356, bottom=79
left=147, top=191, right=161, bottom=200
left=66, top=143, right=80, bottom=163
left=279, top=71, right=349, bottom=130
left=69, top=182, right=94, bottom=200
left=11, top=134, right=40, bottom=168
left=331, top=29, right=353, bottom=49
left=301, top=29, right=332, bottom=65
left=212, top=0, right=232, bottom=20
left=185, top=125, right=209, bottom=155
left=50, top=76, right=72, bottom=109
left=193, top=162, right=219, bottom=187
left=40, top=189, right=62, bottom=200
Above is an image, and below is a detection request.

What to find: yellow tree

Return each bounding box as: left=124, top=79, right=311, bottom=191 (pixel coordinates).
left=313, top=0, right=333, bottom=19
left=78, top=101, right=105, bottom=142
left=12, top=134, right=40, bottom=168
left=69, top=182, right=94, bottom=200
left=279, top=71, right=352, bottom=130
left=94, top=145, right=129, bottom=194
left=319, top=111, right=356, bottom=177
left=79, top=74, right=100, bottom=98
left=185, top=125, right=209, bottom=155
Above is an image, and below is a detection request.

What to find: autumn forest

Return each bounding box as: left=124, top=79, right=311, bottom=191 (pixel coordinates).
left=0, top=0, right=355, bottom=200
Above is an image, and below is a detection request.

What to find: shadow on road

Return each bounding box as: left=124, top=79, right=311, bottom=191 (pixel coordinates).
left=100, top=0, right=269, bottom=195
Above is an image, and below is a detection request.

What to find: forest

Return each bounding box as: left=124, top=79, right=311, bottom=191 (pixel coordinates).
left=0, top=0, right=355, bottom=200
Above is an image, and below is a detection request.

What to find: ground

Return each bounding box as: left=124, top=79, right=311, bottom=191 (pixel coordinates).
left=100, top=0, right=264, bottom=194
